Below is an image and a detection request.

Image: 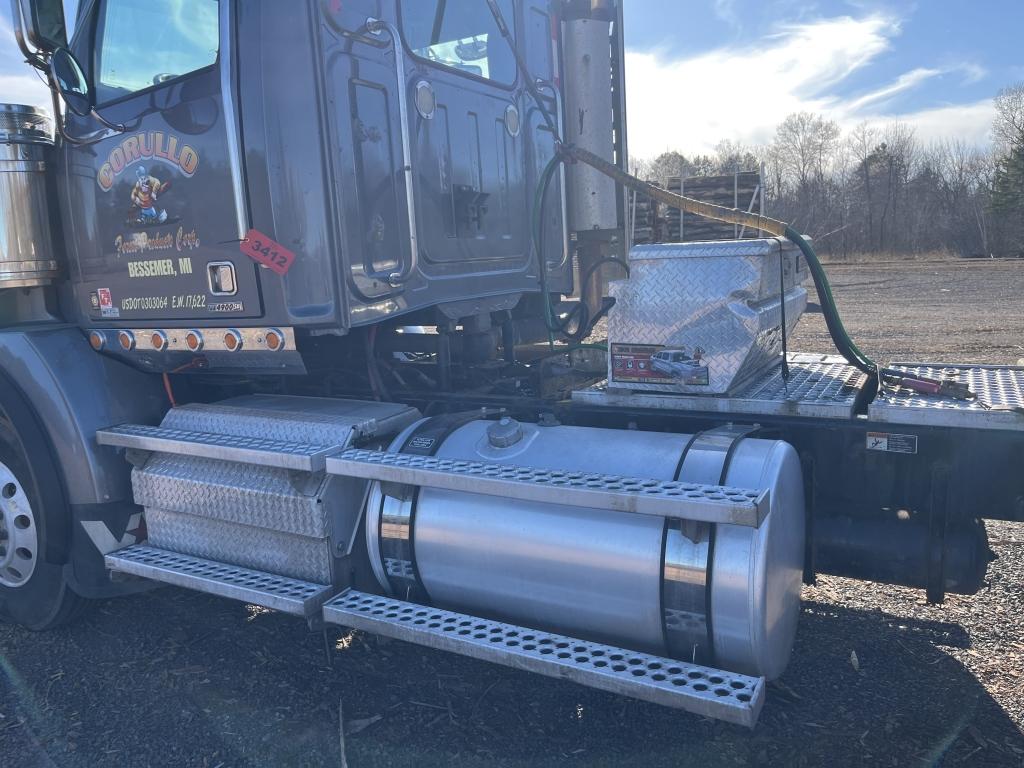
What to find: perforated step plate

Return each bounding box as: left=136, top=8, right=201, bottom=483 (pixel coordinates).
left=97, top=424, right=338, bottom=472
left=323, top=590, right=765, bottom=727
left=106, top=545, right=334, bottom=616
left=326, top=448, right=768, bottom=527
left=96, top=424, right=338, bottom=472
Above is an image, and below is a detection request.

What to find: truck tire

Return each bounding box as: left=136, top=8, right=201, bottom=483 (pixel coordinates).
left=0, top=415, right=87, bottom=630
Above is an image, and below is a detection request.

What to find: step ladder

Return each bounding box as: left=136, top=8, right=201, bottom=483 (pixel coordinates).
left=98, top=424, right=770, bottom=528
left=97, top=419, right=771, bottom=724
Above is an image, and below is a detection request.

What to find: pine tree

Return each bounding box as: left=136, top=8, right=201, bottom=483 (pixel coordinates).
left=991, top=137, right=1024, bottom=255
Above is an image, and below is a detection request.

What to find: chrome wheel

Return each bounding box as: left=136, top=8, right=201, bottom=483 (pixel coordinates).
left=0, top=461, right=37, bottom=588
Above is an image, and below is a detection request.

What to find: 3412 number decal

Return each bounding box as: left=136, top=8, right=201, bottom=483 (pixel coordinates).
left=239, top=229, right=296, bottom=276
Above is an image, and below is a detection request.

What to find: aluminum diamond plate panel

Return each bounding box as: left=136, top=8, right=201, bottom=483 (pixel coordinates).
left=162, top=397, right=419, bottom=446
left=115, top=398, right=420, bottom=586
left=132, top=454, right=330, bottom=537
left=606, top=239, right=808, bottom=395
left=574, top=353, right=867, bottom=420
left=323, top=590, right=765, bottom=726
left=869, top=363, right=1024, bottom=431
left=146, top=509, right=333, bottom=584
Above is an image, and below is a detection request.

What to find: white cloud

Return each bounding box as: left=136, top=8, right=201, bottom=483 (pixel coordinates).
left=845, top=67, right=944, bottom=112
left=865, top=99, right=996, bottom=147
left=625, top=13, right=992, bottom=159
left=0, top=72, right=53, bottom=113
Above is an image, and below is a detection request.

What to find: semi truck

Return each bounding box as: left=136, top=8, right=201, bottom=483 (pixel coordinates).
left=1, top=0, right=1021, bottom=728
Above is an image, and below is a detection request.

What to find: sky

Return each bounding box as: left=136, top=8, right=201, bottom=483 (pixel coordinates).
left=1, top=1, right=1021, bottom=159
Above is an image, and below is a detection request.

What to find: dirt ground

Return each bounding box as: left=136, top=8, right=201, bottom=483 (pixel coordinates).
left=1, top=258, right=1023, bottom=768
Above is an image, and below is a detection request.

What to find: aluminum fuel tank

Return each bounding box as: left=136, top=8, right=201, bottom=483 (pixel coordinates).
left=366, top=418, right=805, bottom=680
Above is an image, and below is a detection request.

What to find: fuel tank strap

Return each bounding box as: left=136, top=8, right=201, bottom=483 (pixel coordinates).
left=662, top=425, right=757, bottom=664
left=378, top=413, right=483, bottom=600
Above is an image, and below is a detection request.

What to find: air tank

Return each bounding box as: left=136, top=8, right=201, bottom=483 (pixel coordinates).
left=0, top=104, right=59, bottom=287
left=365, top=418, right=806, bottom=680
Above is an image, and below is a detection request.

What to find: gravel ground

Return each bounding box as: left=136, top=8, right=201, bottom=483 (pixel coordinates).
left=1, top=258, right=1023, bottom=768
left=791, top=257, right=1024, bottom=365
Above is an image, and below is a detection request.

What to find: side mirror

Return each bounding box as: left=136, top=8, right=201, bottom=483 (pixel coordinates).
left=49, top=47, right=93, bottom=117
left=12, top=0, right=68, bottom=54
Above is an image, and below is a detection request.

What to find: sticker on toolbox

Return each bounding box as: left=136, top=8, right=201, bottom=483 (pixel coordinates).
left=610, top=344, right=672, bottom=384
left=866, top=431, right=918, bottom=455
left=240, top=229, right=296, bottom=276
left=611, top=343, right=709, bottom=386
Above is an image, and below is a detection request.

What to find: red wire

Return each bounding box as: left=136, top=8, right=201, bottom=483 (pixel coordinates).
left=162, top=358, right=204, bottom=409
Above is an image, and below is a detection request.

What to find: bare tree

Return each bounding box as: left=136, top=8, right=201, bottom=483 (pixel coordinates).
left=848, top=122, right=880, bottom=250
left=630, top=86, right=1022, bottom=257
left=993, top=83, right=1024, bottom=154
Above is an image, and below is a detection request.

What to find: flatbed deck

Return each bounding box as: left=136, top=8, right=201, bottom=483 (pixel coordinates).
left=574, top=354, right=1024, bottom=432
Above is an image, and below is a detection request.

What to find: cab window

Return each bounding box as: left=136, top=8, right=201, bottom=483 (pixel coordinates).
left=400, top=0, right=516, bottom=84
left=95, top=0, right=219, bottom=103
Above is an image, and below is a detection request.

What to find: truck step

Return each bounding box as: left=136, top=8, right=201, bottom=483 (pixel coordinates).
left=97, top=424, right=338, bottom=472
left=105, top=545, right=335, bottom=616
left=326, top=448, right=769, bottom=527
left=323, top=590, right=765, bottom=727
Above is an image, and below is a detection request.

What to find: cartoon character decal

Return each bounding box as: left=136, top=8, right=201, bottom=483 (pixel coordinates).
left=128, top=165, right=176, bottom=227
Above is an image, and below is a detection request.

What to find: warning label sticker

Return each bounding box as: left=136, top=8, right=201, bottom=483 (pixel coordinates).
left=866, top=431, right=918, bottom=455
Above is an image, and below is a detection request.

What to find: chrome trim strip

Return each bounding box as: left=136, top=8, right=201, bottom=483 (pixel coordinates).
left=366, top=18, right=418, bottom=285
left=220, top=0, right=249, bottom=240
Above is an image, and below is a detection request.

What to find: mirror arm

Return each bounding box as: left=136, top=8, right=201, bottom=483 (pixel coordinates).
left=49, top=89, right=118, bottom=146
left=89, top=108, right=126, bottom=133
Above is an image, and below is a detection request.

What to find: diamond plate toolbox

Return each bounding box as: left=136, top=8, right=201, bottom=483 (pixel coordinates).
left=606, top=238, right=808, bottom=395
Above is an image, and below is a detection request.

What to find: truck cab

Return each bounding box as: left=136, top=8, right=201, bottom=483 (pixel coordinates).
left=51, top=0, right=602, bottom=374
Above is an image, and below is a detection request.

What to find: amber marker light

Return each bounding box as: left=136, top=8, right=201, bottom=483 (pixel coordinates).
left=265, top=328, right=285, bottom=351
left=223, top=329, right=243, bottom=351
left=185, top=330, right=203, bottom=352
left=88, top=331, right=105, bottom=351
left=118, top=330, right=135, bottom=351
left=151, top=331, right=168, bottom=351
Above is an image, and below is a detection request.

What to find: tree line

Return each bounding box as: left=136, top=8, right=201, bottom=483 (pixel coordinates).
left=632, top=83, right=1024, bottom=258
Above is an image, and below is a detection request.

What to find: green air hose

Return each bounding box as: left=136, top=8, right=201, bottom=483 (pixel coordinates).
left=532, top=153, right=630, bottom=346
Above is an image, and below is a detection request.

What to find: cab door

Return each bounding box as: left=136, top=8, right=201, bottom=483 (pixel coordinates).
left=396, top=0, right=565, bottom=277
left=61, top=0, right=259, bottom=326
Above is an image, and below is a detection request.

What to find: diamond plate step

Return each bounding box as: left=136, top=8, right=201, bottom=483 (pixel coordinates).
left=869, top=362, right=1024, bottom=431
left=323, top=590, right=765, bottom=727
left=105, top=545, right=335, bottom=616
left=97, top=424, right=338, bottom=471
left=326, top=448, right=768, bottom=527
